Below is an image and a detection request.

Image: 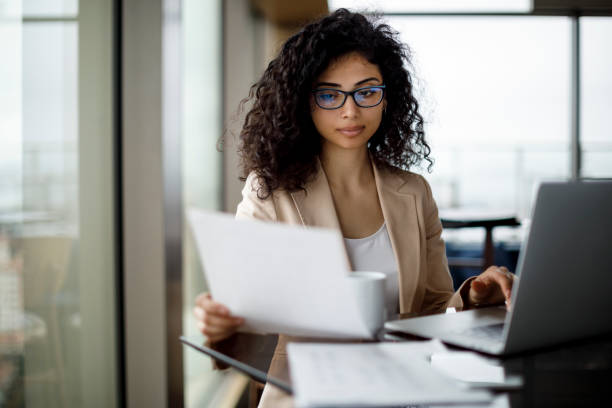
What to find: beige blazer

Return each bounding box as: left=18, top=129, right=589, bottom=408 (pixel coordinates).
left=234, top=158, right=469, bottom=407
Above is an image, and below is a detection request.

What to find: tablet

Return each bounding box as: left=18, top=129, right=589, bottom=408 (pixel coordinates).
left=179, top=336, right=293, bottom=395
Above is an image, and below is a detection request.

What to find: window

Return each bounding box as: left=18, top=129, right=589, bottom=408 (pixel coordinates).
left=181, top=0, right=225, bottom=406
left=581, top=18, right=612, bottom=178
left=0, top=2, right=118, bottom=406
left=388, top=16, right=571, bottom=220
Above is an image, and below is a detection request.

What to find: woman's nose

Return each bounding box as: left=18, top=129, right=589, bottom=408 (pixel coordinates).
left=340, top=95, right=360, bottom=118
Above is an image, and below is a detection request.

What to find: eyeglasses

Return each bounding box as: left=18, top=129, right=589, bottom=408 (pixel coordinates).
left=312, top=85, right=386, bottom=110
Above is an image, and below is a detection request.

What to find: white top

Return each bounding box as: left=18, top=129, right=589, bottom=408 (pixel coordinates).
left=344, top=223, right=399, bottom=319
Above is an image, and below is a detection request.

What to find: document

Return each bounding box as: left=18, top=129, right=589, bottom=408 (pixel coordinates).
left=188, top=209, right=377, bottom=339
left=431, top=351, right=523, bottom=390
left=288, top=341, right=492, bottom=407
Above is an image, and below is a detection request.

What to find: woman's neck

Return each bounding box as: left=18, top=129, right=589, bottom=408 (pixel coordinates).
left=319, top=144, right=373, bottom=190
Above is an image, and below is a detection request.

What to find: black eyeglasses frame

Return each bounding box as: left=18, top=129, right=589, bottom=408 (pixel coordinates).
left=311, top=85, right=386, bottom=110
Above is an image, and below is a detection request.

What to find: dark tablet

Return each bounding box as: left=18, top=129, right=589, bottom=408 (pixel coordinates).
left=179, top=336, right=293, bottom=395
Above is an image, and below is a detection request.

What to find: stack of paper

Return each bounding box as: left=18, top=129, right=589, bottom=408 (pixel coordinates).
left=288, top=340, right=492, bottom=407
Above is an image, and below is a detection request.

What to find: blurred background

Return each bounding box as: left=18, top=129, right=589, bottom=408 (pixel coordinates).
left=0, top=0, right=610, bottom=407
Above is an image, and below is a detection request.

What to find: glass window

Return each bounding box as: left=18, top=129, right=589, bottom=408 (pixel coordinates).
left=581, top=17, right=612, bottom=178
left=23, top=0, right=78, bottom=18
left=22, top=23, right=78, bottom=219
left=330, top=0, right=532, bottom=13
left=0, top=1, right=118, bottom=407
left=387, top=16, right=571, bottom=221
left=181, top=0, right=225, bottom=406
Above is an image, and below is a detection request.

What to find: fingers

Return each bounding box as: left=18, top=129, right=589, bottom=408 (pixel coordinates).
left=468, top=275, right=493, bottom=305
left=195, top=292, right=226, bottom=313
left=196, top=317, right=240, bottom=336
left=193, top=292, right=244, bottom=342
left=194, top=291, right=210, bottom=306
left=491, top=266, right=514, bottom=301
left=204, top=312, right=244, bottom=329
left=470, top=277, right=491, bottom=295
left=193, top=307, right=244, bottom=340
left=194, top=292, right=232, bottom=316
left=468, top=266, right=515, bottom=307
left=196, top=320, right=238, bottom=343
left=493, top=266, right=515, bottom=311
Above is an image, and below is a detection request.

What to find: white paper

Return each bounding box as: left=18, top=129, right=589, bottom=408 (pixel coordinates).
left=431, top=352, right=504, bottom=383
left=435, top=394, right=510, bottom=408
left=188, top=209, right=377, bottom=338
left=431, top=351, right=523, bottom=389
left=288, top=341, right=492, bottom=407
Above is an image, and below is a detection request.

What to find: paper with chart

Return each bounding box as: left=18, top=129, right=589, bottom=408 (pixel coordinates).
left=188, top=208, right=376, bottom=339
left=288, top=341, right=492, bottom=407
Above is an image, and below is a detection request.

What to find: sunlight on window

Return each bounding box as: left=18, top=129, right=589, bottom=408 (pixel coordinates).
left=329, top=0, right=532, bottom=13
left=581, top=18, right=612, bottom=178
left=387, top=16, right=571, bottom=220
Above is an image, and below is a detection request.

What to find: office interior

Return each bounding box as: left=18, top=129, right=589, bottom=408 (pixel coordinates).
left=0, top=0, right=610, bottom=407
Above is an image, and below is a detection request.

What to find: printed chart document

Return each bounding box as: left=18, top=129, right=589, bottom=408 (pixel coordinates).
left=188, top=209, right=374, bottom=338
left=288, top=341, right=492, bottom=407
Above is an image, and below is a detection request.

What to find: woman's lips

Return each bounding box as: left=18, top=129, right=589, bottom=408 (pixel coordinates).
left=337, top=126, right=365, bottom=137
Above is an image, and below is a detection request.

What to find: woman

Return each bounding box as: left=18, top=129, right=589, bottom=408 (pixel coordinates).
left=194, top=8, right=515, bottom=407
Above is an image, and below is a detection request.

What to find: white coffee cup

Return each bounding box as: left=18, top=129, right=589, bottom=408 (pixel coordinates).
left=346, top=271, right=386, bottom=336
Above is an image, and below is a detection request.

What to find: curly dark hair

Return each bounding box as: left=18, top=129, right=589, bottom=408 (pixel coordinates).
left=238, top=8, right=432, bottom=199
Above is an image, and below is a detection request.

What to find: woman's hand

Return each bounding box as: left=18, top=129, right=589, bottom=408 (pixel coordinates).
left=193, top=292, right=245, bottom=343
left=468, top=266, right=516, bottom=309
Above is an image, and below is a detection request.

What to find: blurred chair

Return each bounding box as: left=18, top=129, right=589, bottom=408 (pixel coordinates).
left=14, top=236, right=73, bottom=408
left=441, top=214, right=520, bottom=270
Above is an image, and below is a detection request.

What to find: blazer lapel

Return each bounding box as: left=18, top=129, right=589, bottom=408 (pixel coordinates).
left=289, top=159, right=342, bottom=230
left=372, top=163, right=421, bottom=314
left=291, top=157, right=422, bottom=313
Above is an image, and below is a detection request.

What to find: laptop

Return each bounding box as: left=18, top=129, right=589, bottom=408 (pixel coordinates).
left=385, top=181, right=612, bottom=355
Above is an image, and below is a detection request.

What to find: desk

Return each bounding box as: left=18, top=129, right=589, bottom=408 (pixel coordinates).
left=207, top=330, right=612, bottom=407
left=388, top=332, right=612, bottom=407
left=501, top=334, right=612, bottom=406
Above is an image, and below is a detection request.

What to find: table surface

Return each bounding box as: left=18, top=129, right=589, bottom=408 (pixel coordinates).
left=205, top=326, right=612, bottom=407
left=386, top=331, right=612, bottom=407
left=504, top=334, right=612, bottom=407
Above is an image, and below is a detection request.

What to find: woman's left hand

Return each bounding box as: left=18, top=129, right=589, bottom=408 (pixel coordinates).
left=468, top=266, right=516, bottom=309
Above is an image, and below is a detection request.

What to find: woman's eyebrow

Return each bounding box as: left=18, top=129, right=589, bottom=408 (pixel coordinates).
left=314, top=77, right=382, bottom=88
left=315, top=81, right=341, bottom=88
left=354, top=77, right=381, bottom=86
